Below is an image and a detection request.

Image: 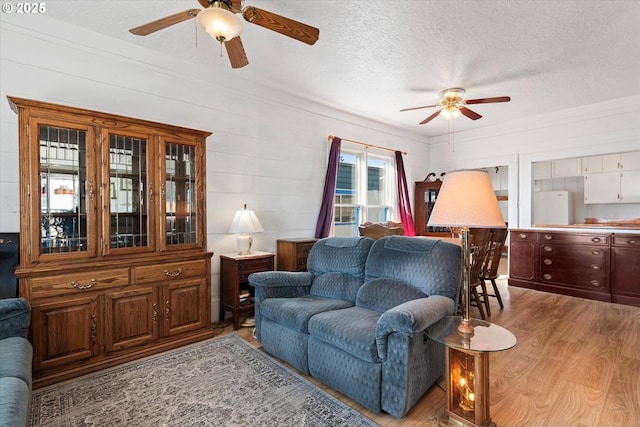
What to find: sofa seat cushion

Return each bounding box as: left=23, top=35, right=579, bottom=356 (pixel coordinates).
left=308, top=306, right=381, bottom=363
left=260, top=296, right=353, bottom=334
left=356, top=278, right=428, bottom=313
left=0, top=337, right=33, bottom=387
left=0, top=376, right=30, bottom=427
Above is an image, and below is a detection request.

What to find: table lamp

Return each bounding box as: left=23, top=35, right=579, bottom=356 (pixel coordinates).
left=228, top=204, right=264, bottom=255
left=427, top=169, right=505, bottom=336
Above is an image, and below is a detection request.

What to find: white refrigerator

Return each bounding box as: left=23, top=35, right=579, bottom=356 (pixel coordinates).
left=533, top=191, right=573, bottom=225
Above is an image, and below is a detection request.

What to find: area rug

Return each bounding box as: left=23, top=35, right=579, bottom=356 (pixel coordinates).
left=30, top=334, right=379, bottom=426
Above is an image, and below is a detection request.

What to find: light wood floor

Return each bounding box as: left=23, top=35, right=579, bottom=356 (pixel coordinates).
left=217, top=266, right=640, bottom=427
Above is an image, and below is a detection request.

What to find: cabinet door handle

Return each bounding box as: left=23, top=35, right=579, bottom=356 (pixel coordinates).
left=543, top=274, right=552, bottom=280
left=90, top=313, right=97, bottom=342
left=148, top=183, right=154, bottom=204
left=628, top=240, right=638, bottom=245
left=543, top=246, right=552, bottom=252
left=543, top=259, right=552, bottom=265
left=543, top=234, right=553, bottom=240
left=72, top=278, right=97, bottom=290
left=591, top=280, right=600, bottom=287
left=592, top=237, right=601, bottom=243
left=164, top=268, right=183, bottom=277
left=592, top=251, right=601, bottom=255
left=519, top=233, right=527, bottom=239
left=591, top=264, right=601, bottom=270
left=153, top=303, right=158, bottom=324
left=165, top=301, right=170, bottom=321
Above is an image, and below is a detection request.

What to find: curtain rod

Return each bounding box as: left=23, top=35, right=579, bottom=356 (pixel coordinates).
left=328, top=135, right=407, bottom=155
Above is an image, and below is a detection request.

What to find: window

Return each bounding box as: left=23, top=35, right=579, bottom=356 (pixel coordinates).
left=333, top=148, right=395, bottom=237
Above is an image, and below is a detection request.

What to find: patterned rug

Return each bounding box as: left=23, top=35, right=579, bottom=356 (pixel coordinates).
left=30, top=334, right=378, bottom=426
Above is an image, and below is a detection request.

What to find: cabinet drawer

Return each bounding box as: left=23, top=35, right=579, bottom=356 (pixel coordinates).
left=612, top=235, right=640, bottom=246
left=538, top=232, right=609, bottom=245
left=539, top=267, right=609, bottom=291
left=31, top=268, right=130, bottom=298
left=133, top=260, right=206, bottom=284
left=238, top=257, right=274, bottom=281
left=511, top=230, right=537, bottom=242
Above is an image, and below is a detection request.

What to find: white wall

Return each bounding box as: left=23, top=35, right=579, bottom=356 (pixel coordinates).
left=428, top=95, right=640, bottom=228
left=0, top=13, right=429, bottom=320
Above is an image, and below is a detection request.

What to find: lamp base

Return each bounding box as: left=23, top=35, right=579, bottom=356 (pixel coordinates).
left=457, top=318, right=475, bottom=337
left=236, top=234, right=253, bottom=255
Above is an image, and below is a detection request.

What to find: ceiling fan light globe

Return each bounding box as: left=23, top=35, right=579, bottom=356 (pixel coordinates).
left=197, top=4, right=243, bottom=43
left=440, top=105, right=461, bottom=120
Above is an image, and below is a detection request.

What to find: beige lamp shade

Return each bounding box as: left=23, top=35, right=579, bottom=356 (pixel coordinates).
left=427, top=169, right=506, bottom=228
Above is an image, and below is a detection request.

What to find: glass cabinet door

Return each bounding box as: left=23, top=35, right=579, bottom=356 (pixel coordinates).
left=106, top=132, right=152, bottom=253
left=162, top=140, right=199, bottom=249
left=37, top=122, right=96, bottom=259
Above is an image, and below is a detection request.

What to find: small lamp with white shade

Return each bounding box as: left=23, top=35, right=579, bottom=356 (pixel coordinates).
left=228, top=204, right=264, bottom=255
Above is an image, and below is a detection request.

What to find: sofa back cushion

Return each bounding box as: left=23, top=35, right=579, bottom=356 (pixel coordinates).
left=307, top=237, right=374, bottom=303
left=365, top=236, right=461, bottom=300
left=356, top=278, right=428, bottom=313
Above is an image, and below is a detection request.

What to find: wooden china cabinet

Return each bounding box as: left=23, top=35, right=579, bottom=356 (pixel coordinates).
left=414, top=173, right=451, bottom=236
left=10, top=97, right=214, bottom=388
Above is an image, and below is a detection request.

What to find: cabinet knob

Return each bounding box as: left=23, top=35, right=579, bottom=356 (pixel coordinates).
left=543, top=274, right=552, bottom=280
left=519, top=233, right=527, bottom=239
left=543, top=259, right=552, bottom=265
left=591, top=264, right=601, bottom=270
left=591, top=280, right=600, bottom=287
left=544, top=234, right=553, bottom=240
left=543, top=245, right=552, bottom=252
left=592, top=251, right=601, bottom=255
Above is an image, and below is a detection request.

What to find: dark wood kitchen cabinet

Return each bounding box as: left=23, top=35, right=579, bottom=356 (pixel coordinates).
left=611, top=234, right=640, bottom=306
left=509, top=229, right=640, bottom=306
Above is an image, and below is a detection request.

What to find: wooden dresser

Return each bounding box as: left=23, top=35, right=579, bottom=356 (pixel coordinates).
left=276, top=238, right=318, bottom=271
left=10, top=97, right=214, bottom=388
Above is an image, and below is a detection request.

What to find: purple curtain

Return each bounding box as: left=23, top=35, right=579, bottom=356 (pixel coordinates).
left=315, top=137, right=342, bottom=238
left=395, top=150, right=416, bottom=236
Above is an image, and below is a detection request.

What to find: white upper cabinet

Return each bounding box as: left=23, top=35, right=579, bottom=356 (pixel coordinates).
left=552, top=158, right=582, bottom=177
left=583, top=151, right=640, bottom=204
left=532, top=161, right=551, bottom=180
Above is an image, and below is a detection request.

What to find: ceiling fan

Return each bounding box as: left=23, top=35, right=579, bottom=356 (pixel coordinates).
left=400, top=88, right=511, bottom=125
left=129, top=0, right=319, bottom=69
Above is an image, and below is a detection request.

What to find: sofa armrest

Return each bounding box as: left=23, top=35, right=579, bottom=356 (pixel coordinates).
left=375, top=295, right=454, bottom=360
left=249, top=271, right=313, bottom=302
left=0, top=298, right=31, bottom=340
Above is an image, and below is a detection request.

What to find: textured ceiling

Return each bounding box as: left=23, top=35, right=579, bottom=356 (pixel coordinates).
left=40, top=0, right=640, bottom=137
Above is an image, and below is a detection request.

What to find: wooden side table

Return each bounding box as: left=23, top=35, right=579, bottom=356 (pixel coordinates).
left=276, top=238, right=318, bottom=271
left=220, top=251, right=274, bottom=330
left=428, top=316, right=516, bottom=427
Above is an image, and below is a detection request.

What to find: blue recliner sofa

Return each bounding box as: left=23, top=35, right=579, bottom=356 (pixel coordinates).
left=250, top=235, right=461, bottom=417
left=0, top=297, right=33, bottom=427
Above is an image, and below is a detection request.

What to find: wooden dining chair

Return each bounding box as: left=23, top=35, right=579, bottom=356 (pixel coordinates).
left=478, top=227, right=509, bottom=316
left=460, top=228, right=492, bottom=320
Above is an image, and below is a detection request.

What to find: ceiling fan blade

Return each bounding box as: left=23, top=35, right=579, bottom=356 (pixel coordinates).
left=130, top=9, right=200, bottom=36
left=459, top=107, right=483, bottom=120
left=400, top=104, right=439, bottom=112
left=419, top=110, right=442, bottom=125
left=243, top=7, right=319, bottom=45
left=225, top=37, right=249, bottom=68
left=465, top=96, right=511, bottom=105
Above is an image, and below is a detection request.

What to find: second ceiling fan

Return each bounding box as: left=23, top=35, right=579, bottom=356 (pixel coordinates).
left=401, top=88, right=511, bottom=125
left=129, top=0, right=319, bottom=69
